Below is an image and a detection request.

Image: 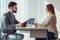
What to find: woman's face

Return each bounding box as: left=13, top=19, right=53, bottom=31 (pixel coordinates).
left=45, top=7, right=50, bottom=15
left=46, top=7, right=48, bottom=13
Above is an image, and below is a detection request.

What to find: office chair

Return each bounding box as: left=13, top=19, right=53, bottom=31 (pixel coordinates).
left=2, top=32, right=24, bottom=40
left=54, top=37, right=58, bottom=40
left=0, top=29, right=3, bottom=40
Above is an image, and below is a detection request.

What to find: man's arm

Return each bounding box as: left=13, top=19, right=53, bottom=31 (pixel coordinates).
left=14, top=19, right=19, bottom=24
left=13, top=15, right=19, bottom=24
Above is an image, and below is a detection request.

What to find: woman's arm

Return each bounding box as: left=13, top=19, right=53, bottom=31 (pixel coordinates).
left=39, top=15, right=52, bottom=27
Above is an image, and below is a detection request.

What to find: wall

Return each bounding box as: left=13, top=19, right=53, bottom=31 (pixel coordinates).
left=3, top=0, right=46, bottom=23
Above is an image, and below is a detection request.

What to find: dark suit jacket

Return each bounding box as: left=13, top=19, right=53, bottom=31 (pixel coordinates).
left=1, top=12, right=19, bottom=33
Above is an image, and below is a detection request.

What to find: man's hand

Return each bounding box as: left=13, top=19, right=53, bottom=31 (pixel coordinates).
left=18, top=23, right=23, bottom=27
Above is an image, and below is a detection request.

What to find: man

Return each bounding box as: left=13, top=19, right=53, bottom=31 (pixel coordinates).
left=1, top=1, right=24, bottom=39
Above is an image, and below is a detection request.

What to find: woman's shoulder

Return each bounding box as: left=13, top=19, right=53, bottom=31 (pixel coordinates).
left=49, top=14, right=56, bottom=17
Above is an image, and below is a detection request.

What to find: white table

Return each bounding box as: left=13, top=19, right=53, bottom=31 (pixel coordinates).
left=16, top=27, right=48, bottom=38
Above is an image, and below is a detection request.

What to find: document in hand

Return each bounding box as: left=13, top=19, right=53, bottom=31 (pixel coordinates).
left=23, top=18, right=35, bottom=27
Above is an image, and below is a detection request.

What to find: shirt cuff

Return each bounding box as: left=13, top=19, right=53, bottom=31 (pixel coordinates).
left=16, top=24, right=19, bottom=28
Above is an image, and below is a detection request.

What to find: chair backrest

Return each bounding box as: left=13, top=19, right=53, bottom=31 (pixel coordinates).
left=0, top=29, right=3, bottom=40
left=8, top=34, right=24, bottom=40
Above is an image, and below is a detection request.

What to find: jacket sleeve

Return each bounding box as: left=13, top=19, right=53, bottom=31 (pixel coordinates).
left=14, top=19, right=19, bottom=24
left=13, top=15, right=19, bottom=24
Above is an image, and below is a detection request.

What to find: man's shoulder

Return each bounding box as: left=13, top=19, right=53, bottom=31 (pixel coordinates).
left=3, top=12, right=10, bottom=16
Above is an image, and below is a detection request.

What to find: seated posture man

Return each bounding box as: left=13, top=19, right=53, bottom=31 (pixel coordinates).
left=1, top=2, right=24, bottom=40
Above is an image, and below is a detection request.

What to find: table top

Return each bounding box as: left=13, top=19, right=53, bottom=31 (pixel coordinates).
left=16, top=27, right=48, bottom=31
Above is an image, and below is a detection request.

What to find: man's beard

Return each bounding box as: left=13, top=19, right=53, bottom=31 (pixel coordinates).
left=13, top=10, right=17, bottom=13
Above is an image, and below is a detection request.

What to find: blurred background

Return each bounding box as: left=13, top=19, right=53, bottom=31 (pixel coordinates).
left=0, top=0, right=60, bottom=40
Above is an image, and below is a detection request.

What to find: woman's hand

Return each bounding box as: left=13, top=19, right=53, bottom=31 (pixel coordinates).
left=34, top=23, right=38, bottom=27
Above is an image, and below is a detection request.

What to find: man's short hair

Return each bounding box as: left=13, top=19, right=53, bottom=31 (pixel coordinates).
left=8, top=2, right=17, bottom=8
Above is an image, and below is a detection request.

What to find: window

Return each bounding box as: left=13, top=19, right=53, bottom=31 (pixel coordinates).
left=0, top=0, right=4, bottom=28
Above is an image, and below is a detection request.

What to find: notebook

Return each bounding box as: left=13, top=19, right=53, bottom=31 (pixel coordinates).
left=28, top=18, right=35, bottom=24
left=23, top=18, right=35, bottom=27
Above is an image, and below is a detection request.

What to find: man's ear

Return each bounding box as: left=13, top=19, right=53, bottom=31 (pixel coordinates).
left=10, top=7, right=13, bottom=9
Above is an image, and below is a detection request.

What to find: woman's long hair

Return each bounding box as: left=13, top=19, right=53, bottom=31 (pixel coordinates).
left=46, top=4, right=55, bottom=15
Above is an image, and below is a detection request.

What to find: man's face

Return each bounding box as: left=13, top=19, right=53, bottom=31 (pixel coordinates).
left=12, top=5, right=17, bottom=13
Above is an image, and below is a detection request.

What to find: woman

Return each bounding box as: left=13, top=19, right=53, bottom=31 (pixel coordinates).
left=35, top=4, right=58, bottom=40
